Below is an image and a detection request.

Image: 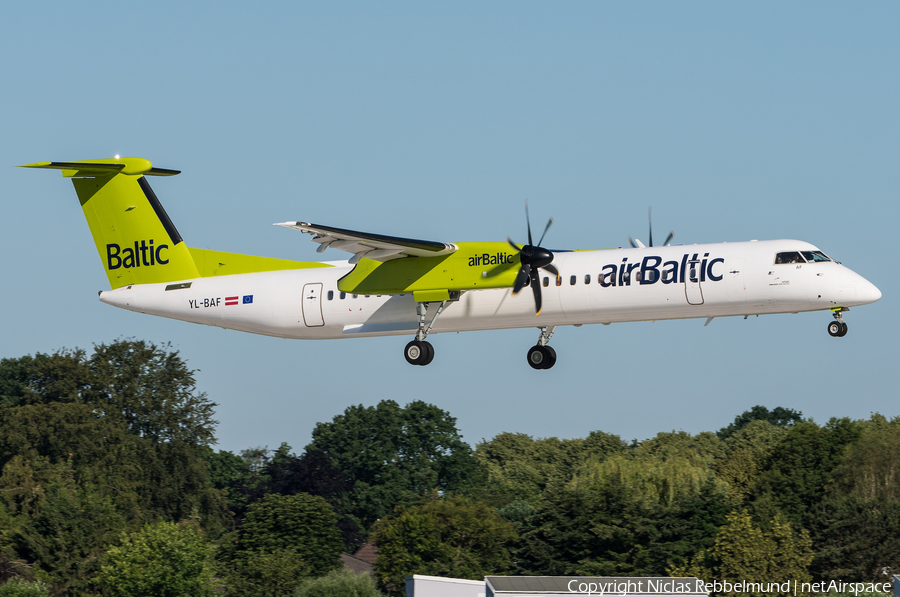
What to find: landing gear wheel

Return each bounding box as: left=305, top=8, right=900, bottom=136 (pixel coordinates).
left=405, top=340, right=425, bottom=365
left=527, top=345, right=556, bottom=370
left=421, top=341, right=435, bottom=365
left=838, top=321, right=848, bottom=337
left=542, top=345, right=557, bottom=369
left=827, top=321, right=843, bottom=337
left=405, top=340, right=435, bottom=366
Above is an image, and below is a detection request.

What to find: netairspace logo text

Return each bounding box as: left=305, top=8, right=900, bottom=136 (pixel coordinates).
left=566, top=579, right=894, bottom=595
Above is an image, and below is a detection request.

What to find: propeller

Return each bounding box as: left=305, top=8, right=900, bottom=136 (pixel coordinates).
left=507, top=203, right=559, bottom=316
left=629, top=207, right=674, bottom=248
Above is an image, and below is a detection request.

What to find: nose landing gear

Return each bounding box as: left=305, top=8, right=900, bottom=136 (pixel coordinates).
left=827, top=308, right=848, bottom=337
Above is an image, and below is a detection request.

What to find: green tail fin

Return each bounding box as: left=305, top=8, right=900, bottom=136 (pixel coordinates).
left=21, top=158, right=200, bottom=289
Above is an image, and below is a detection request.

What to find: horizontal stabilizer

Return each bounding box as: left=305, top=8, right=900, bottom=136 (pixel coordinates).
left=20, top=158, right=180, bottom=177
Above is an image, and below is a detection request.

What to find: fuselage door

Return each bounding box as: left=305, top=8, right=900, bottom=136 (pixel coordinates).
left=684, top=258, right=704, bottom=305
left=302, top=283, right=325, bottom=327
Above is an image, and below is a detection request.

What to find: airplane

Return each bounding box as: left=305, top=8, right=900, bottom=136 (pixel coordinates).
left=21, top=157, right=881, bottom=370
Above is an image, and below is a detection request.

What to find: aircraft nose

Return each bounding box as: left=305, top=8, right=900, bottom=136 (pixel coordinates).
left=860, top=278, right=882, bottom=304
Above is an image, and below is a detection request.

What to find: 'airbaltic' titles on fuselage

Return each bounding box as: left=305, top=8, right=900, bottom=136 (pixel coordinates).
left=601, top=253, right=725, bottom=286
left=107, top=241, right=169, bottom=270
left=468, top=253, right=516, bottom=267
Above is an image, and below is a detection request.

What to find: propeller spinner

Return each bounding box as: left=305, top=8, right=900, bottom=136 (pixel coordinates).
left=507, top=203, right=559, bottom=315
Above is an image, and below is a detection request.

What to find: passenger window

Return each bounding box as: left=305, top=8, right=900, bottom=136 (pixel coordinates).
left=353, top=294, right=358, bottom=299
left=775, top=251, right=806, bottom=264
left=584, top=274, right=591, bottom=284
left=801, top=250, right=831, bottom=263
left=327, top=290, right=334, bottom=300
left=570, top=275, right=576, bottom=286
left=543, top=277, right=549, bottom=287
left=340, top=292, right=346, bottom=299
left=556, top=275, right=562, bottom=287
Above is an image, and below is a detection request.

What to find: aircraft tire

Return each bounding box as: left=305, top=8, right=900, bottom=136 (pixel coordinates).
left=527, top=345, right=551, bottom=370
left=542, top=346, right=557, bottom=369
left=827, top=321, right=843, bottom=337
left=839, top=322, right=848, bottom=337
left=405, top=340, right=427, bottom=365
left=421, top=341, right=435, bottom=365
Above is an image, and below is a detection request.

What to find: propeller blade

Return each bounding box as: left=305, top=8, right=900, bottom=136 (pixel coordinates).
left=537, top=217, right=554, bottom=247
left=648, top=207, right=653, bottom=247
left=543, top=263, right=559, bottom=277
left=512, top=264, right=531, bottom=295
left=629, top=236, right=637, bottom=248
left=525, top=201, right=533, bottom=246
left=664, top=231, right=674, bottom=246
left=507, top=236, right=523, bottom=252
left=530, top=269, right=542, bottom=315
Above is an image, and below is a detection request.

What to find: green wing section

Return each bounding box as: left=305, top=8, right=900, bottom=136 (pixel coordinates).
left=337, top=242, right=521, bottom=295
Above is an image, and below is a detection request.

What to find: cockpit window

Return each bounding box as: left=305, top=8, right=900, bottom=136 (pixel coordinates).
left=801, top=250, right=831, bottom=263
left=775, top=251, right=806, bottom=264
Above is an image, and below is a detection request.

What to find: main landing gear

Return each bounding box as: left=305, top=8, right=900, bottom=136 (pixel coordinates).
left=527, top=326, right=557, bottom=370
left=827, top=308, right=848, bottom=338
left=404, top=301, right=448, bottom=366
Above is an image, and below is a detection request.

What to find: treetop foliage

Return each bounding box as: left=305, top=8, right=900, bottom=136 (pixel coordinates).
left=473, top=430, right=627, bottom=505
left=671, top=510, right=813, bottom=596
left=97, top=521, right=214, bottom=597
left=717, top=406, right=804, bottom=439
left=0, top=340, right=217, bottom=446
left=305, top=400, right=483, bottom=533
left=228, top=493, right=344, bottom=578
left=373, top=496, right=516, bottom=596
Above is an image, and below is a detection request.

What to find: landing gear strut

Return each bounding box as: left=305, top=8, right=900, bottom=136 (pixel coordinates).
left=404, top=301, right=448, bottom=366
left=527, top=326, right=557, bottom=370
left=827, top=308, right=848, bottom=338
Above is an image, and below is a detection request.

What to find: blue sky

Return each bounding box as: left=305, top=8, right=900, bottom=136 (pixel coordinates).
left=2, top=2, right=897, bottom=453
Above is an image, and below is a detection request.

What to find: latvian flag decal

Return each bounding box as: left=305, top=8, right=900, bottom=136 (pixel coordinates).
left=225, top=296, right=239, bottom=306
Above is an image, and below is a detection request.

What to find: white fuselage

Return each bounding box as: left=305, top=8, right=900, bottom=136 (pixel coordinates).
left=98, top=240, right=881, bottom=339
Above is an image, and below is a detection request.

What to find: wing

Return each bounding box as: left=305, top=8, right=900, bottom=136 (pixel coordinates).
left=275, top=222, right=457, bottom=264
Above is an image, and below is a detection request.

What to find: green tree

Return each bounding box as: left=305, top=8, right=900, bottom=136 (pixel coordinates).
left=98, top=521, right=213, bottom=597
left=373, top=496, right=516, bottom=596
left=0, top=578, right=51, bottom=597
left=671, top=510, right=813, bottom=597
left=227, top=493, right=343, bottom=578
left=0, top=341, right=229, bottom=592
left=473, top=431, right=626, bottom=505
left=717, top=406, right=803, bottom=439
left=293, top=569, right=384, bottom=597
left=519, top=452, right=732, bottom=576
left=220, top=548, right=310, bottom=597
left=714, top=421, right=788, bottom=502
left=0, top=340, right=218, bottom=446
left=85, top=340, right=218, bottom=445
left=306, top=400, right=483, bottom=533
left=749, top=418, right=862, bottom=528
left=811, top=415, right=900, bottom=581
left=0, top=455, right=125, bottom=595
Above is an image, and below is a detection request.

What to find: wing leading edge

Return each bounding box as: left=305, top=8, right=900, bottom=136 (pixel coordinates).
left=275, top=221, right=457, bottom=264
